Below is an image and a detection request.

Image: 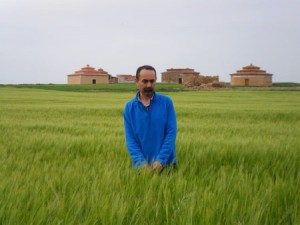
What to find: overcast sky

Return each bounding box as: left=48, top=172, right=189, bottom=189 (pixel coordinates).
left=1, top=0, right=299, bottom=84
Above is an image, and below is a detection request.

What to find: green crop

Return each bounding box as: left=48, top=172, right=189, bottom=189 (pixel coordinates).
left=0, top=87, right=299, bottom=225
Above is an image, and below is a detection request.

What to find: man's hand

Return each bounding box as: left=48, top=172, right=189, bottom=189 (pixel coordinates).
left=152, top=161, right=163, bottom=173
left=141, top=164, right=151, bottom=172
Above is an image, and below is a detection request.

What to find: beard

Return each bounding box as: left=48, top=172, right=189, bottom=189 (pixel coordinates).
left=142, top=88, right=154, bottom=97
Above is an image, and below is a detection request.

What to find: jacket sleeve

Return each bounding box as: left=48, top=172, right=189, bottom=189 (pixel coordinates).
left=156, top=98, right=177, bottom=166
left=124, top=104, right=147, bottom=168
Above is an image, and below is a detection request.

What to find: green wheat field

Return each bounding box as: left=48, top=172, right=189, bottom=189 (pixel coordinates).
left=0, top=85, right=299, bottom=225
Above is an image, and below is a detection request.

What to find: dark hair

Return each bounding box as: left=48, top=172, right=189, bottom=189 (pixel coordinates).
left=136, top=65, right=156, bottom=79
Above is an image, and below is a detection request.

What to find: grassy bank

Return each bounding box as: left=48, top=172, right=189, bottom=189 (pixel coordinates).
left=0, top=87, right=299, bottom=224
left=1, top=82, right=299, bottom=92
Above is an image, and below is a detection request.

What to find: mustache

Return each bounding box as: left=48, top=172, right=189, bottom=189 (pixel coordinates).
left=143, top=88, right=154, bottom=92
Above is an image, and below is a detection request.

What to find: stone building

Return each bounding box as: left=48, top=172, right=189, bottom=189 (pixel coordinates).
left=67, top=65, right=116, bottom=84
left=161, top=68, right=200, bottom=84
left=230, top=64, right=273, bottom=86
left=161, top=68, right=220, bottom=86
left=117, top=75, right=136, bottom=83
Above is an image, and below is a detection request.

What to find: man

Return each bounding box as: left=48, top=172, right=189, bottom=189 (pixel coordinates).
left=123, top=65, right=177, bottom=173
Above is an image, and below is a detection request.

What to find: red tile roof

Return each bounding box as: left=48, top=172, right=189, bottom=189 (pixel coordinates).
left=68, top=65, right=109, bottom=77
left=162, top=68, right=200, bottom=75
left=231, top=64, right=272, bottom=76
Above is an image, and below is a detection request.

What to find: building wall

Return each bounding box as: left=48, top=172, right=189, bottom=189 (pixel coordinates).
left=68, top=76, right=81, bottom=84
left=231, top=76, right=272, bottom=86
left=162, top=72, right=196, bottom=84
left=109, top=77, right=118, bottom=84
left=68, top=75, right=109, bottom=84
left=162, top=72, right=180, bottom=83
left=183, top=74, right=196, bottom=83
left=118, top=77, right=135, bottom=83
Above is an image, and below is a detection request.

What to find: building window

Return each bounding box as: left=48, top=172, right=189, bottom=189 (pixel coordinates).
left=92, top=79, right=96, bottom=84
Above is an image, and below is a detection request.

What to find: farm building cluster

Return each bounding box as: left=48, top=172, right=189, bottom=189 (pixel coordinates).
left=67, top=65, right=139, bottom=85
left=67, top=64, right=273, bottom=87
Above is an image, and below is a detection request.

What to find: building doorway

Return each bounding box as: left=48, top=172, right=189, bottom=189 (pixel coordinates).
left=92, top=79, right=96, bottom=84
left=245, top=79, right=249, bottom=86
left=179, top=78, right=182, bottom=84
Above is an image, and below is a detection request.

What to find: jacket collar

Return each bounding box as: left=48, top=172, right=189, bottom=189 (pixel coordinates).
left=134, top=91, right=156, bottom=102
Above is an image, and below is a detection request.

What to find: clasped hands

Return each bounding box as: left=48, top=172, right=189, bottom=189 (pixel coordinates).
left=142, top=161, right=163, bottom=173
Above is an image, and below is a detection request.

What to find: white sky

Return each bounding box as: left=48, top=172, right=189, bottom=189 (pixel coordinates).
left=1, top=0, right=299, bottom=84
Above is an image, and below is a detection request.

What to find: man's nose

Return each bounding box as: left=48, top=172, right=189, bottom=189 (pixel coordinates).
left=146, top=81, right=152, bottom=87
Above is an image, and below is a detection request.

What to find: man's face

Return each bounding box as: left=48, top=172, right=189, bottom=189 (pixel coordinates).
left=136, top=69, right=156, bottom=97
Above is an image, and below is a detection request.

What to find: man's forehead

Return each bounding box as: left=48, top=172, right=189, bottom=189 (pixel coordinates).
left=139, top=69, right=156, bottom=78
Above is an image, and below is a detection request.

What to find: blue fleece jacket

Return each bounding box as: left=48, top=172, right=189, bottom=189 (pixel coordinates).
left=124, top=91, right=177, bottom=168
